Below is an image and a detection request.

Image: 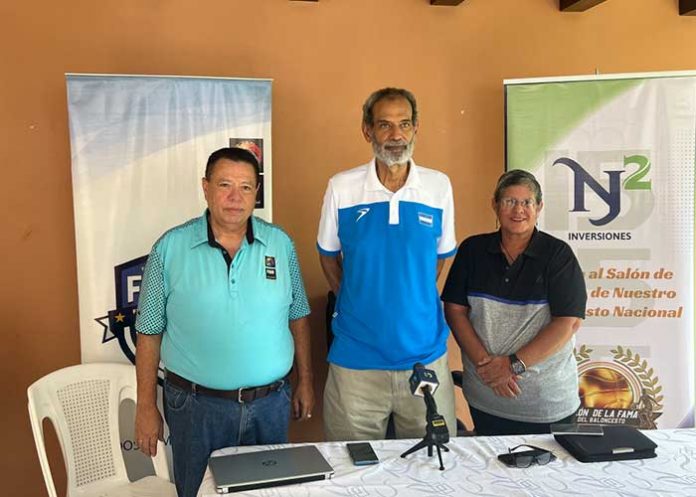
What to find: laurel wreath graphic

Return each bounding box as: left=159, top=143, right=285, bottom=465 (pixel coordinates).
left=574, top=345, right=593, bottom=365
left=611, top=345, right=664, bottom=411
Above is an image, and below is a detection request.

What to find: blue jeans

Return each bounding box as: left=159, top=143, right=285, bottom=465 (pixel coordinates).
left=163, top=378, right=291, bottom=497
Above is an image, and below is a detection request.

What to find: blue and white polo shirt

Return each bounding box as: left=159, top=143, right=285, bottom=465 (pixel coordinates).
left=317, top=159, right=457, bottom=370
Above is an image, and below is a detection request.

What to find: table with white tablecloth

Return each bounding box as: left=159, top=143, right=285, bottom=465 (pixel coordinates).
left=198, top=428, right=696, bottom=496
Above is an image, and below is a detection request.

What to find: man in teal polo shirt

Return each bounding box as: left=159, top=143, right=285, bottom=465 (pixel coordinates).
left=134, top=147, right=314, bottom=497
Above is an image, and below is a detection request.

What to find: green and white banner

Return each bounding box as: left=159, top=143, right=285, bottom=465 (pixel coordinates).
left=506, top=72, right=696, bottom=429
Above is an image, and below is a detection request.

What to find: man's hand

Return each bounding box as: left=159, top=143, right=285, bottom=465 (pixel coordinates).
left=476, top=356, right=516, bottom=388
left=292, top=378, right=315, bottom=421
left=135, top=404, right=164, bottom=457
left=492, top=378, right=521, bottom=398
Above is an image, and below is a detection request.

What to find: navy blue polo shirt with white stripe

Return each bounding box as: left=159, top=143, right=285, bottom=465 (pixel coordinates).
left=441, top=229, right=587, bottom=423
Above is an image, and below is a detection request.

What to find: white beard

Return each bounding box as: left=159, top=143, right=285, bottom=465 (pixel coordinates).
left=372, top=139, right=415, bottom=166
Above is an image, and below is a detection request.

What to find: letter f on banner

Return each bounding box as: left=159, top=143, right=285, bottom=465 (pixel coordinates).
left=553, top=157, right=624, bottom=226
left=127, top=275, right=142, bottom=304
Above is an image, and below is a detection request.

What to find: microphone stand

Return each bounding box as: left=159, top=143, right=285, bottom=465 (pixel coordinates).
left=400, top=385, right=450, bottom=470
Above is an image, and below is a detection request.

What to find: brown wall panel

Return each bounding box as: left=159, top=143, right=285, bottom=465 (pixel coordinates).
left=2, top=0, right=695, bottom=494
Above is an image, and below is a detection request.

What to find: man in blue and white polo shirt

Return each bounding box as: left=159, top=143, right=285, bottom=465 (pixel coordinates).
left=134, top=147, right=314, bottom=497
left=317, top=87, right=457, bottom=440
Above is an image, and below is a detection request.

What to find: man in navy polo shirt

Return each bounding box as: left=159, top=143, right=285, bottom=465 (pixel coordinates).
left=134, top=147, right=314, bottom=497
left=317, top=88, right=457, bottom=440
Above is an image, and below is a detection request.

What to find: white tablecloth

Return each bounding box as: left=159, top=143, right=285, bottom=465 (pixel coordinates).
left=198, top=428, right=696, bottom=496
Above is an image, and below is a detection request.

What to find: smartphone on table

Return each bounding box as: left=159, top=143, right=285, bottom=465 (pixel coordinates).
left=346, top=442, right=379, bottom=466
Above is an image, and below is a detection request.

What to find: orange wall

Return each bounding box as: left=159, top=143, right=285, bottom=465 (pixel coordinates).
left=3, top=0, right=696, bottom=494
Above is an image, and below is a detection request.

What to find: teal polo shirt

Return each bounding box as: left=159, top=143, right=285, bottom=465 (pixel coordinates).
left=135, top=212, right=310, bottom=390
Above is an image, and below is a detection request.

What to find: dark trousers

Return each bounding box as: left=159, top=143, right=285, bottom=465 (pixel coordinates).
left=470, top=405, right=576, bottom=436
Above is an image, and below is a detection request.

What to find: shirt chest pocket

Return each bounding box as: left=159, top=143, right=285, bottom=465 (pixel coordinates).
left=510, top=262, right=548, bottom=300
left=249, top=258, right=293, bottom=309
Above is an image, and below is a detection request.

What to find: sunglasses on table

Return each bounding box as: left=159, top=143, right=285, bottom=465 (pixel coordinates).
left=497, top=444, right=557, bottom=468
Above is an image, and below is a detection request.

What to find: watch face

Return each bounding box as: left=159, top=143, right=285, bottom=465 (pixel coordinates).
left=511, top=360, right=525, bottom=375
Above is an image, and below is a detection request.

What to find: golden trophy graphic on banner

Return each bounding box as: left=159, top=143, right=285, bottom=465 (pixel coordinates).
left=575, top=345, right=663, bottom=429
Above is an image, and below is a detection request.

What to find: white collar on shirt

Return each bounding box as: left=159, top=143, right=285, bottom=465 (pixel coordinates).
left=364, top=158, right=422, bottom=192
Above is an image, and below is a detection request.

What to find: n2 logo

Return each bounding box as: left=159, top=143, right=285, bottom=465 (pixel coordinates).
left=553, top=155, right=651, bottom=226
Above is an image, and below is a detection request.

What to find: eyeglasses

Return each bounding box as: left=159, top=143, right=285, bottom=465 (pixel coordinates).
left=501, top=444, right=556, bottom=468
left=499, top=198, right=537, bottom=210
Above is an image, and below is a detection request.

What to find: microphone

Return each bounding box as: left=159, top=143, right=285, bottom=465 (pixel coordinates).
left=409, top=362, right=439, bottom=397
left=401, top=362, right=450, bottom=469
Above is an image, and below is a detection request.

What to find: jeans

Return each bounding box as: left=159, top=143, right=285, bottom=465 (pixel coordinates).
left=163, top=377, right=291, bottom=497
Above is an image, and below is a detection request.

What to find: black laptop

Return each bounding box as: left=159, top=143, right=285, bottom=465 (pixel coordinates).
left=554, top=425, right=657, bottom=463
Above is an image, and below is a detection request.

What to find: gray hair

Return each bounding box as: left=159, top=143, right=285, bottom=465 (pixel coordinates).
left=494, top=169, right=543, bottom=204
left=362, top=87, right=418, bottom=127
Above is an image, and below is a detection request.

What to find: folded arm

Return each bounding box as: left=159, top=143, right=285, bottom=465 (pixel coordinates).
left=444, top=302, right=520, bottom=397
left=514, top=316, right=582, bottom=367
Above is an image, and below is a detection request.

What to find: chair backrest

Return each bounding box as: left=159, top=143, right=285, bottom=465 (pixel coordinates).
left=27, top=362, right=166, bottom=497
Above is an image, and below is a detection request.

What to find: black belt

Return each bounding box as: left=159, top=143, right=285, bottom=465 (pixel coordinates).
left=165, top=370, right=286, bottom=403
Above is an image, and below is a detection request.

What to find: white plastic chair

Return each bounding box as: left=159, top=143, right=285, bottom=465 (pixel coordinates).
left=27, top=362, right=176, bottom=497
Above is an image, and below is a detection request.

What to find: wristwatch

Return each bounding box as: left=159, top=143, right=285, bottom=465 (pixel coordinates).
left=509, top=353, right=527, bottom=375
